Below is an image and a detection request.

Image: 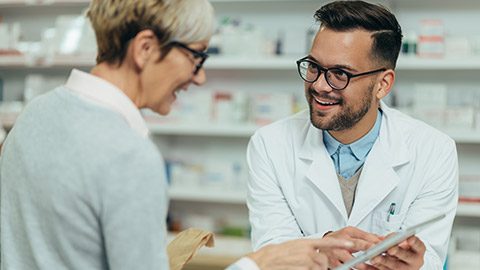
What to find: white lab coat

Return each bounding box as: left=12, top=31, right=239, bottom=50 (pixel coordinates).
left=247, top=102, right=458, bottom=270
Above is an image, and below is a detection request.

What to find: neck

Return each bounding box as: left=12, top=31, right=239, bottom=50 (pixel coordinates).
left=90, top=61, right=143, bottom=109
left=328, top=104, right=379, bottom=145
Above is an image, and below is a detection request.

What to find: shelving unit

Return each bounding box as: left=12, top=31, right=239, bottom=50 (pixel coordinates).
left=456, top=203, right=480, bottom=218
left=3, top=54, right=480, bottom=70
left=0, top=0, right=90, bottom=6
left=146, top=121, right=480, bottom=142
left=147, top=122, right=258, bottom=138
left=1, top=1, right=479, bottom=269
left=169, top=187, right=246, bottom=204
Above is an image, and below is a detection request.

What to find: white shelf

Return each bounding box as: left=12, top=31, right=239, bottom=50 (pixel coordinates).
left=0, top=0, right=90, bottom=6
left=3, top=55, right=480, bottom=71
left=396, top=56, right=480, bottom=70
left=0, top=55, right=95, bottom=68
left=147, top=122, right=259, bottom=137
left=205, top=56, right=298, bottom=70
left=169, top=187, right=246, bottom=204
left=456, top=203, right=480, bottom=217
left=147, top=122, right=480, bottom=143
left=444, top=130, right=480, bottom=144
left=169, top=189, right=480, bottom=215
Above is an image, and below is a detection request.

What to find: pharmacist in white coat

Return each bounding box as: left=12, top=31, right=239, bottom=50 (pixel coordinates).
left=247, top=1, right=458, bottom=270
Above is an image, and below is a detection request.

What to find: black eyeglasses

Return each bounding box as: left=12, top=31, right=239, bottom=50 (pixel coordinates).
left=170, top=41, right=209, bottom=75
left=296, top=56, right=386, bottom=90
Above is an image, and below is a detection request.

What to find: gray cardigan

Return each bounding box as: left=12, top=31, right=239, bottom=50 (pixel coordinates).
left=0, top=87, right=169, bottom=270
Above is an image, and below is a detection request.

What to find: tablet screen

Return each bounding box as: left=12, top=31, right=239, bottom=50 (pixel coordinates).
left=333, top=213, right=446, bottom=270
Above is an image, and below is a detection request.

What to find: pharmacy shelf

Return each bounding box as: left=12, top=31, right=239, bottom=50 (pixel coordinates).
left=0, top=55, right=95, bottom=68
left=207, top=56, right=480, bottom=71
left=169, top=187, right=246, bottom=204
left=396, top=57, right=480, bottom=70
left=456, top=202, right=480, bottom=217
left=147, top=122, right=259, bottom=137
left=2, top=55, right=480, bottom=71
left=0, top=0, right=89, bottom=7
left=205, top=56, right=298, bottom=70
left=147, top=122, right=480, bottom=143
left=444, top=130, right=480, bottom=144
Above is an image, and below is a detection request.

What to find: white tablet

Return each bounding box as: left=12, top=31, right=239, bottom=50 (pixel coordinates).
left=333, top=213, right=446, bottom=270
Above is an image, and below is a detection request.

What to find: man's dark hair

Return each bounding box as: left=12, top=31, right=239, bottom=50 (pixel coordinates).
left=315, top=0, right=402, bottom=69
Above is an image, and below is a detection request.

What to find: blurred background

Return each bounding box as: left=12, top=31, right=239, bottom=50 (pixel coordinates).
left=0, top=0, right=479, bottom=269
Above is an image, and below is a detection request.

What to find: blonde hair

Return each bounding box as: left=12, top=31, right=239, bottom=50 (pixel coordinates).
left=87, top=0, right=215, bottom=65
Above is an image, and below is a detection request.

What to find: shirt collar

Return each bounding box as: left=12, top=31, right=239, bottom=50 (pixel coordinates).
left=323, top=109, right=382, bottom=160
left=65, top=69, right=150, bottom=138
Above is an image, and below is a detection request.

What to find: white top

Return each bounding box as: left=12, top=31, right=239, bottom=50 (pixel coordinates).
left=65, top=69, right=150, bottom=138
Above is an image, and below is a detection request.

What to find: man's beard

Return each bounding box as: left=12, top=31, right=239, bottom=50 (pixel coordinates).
left=307, top=83, right=374, bottom=131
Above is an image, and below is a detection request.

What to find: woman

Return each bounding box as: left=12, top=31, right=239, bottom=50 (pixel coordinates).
left=0, top=1, right=367, bottom=269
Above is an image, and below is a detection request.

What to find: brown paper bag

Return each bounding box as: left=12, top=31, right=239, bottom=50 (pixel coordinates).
left=167, top=228, right=215, bottom=270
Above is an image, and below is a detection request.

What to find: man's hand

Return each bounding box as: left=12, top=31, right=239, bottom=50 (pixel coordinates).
left=323, top=226, right=382, bottom=270
left=370, top=235, right=426, bottom=270
left=247, top=236, right=370, bottom=270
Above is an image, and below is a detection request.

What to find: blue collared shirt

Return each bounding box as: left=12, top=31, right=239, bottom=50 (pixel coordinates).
left=323, top=110, right=382, bottom=178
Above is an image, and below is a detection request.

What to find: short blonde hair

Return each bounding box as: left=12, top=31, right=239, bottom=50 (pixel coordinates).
left=87, top=0, right=215, bottom=65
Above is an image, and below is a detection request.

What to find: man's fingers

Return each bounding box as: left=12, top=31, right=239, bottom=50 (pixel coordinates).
left=387, top=245, right=414, bottom=263
left=372, top=254, right=408, bottom=270
left=312, top=252, right=329, bottom=269
left=341, top=227, right=382, bottom=244
left=348, top=238, right=376, bottom=252
left=354, top=262, right=379, bottom=270
left=407, top=236, right=426, bottom=254
left=313, top=237, right=355, bottom=250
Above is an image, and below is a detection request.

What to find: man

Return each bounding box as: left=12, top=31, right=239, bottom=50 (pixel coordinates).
left=247, top=1, right=458, bottom=270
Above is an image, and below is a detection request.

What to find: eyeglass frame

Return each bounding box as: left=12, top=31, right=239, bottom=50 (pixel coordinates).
left=169, top=41, right=209, bottom=75
left=296, top=56, right=386, bottom=90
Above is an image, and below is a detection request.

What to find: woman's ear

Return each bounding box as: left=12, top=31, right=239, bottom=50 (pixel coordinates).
left=130, top=29, right=158, bottom=71
left=375, top=69, right=395, bottom=100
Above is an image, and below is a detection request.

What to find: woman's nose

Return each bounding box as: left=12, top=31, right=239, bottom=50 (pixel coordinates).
left=192, top=68, right=207, bottom=86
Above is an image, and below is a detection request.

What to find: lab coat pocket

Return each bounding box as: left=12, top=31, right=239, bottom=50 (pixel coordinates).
left=371, top=210, right=407, bottom=236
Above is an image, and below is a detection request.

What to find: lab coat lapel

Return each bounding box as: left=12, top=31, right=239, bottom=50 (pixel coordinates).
left=299, top=124, right=348, bottom=221
left=347, top=103, right=411, bottom=226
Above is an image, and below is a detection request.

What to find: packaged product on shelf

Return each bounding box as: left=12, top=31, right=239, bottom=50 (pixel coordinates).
left=448, top=228, right=480, bottom=269
left=0, top=77, right=3, bottom=102
left=241, top=24, right=266, bottom=57
left=445, top=37, right=472, bottom=58
left=281, top=27, right=308, bottom=56
left=251, top=92, right=294, bottom=126
left=170, top=90, right=213, bottom=123
left=476, top=110, right=480, bottom=132
left=0, top=101, right=23, bottom=129
left=168, top=161, right=204, bottom=189
left=182, top=214, right=219, bottom=234
left=219, top=17, right=241, bottom=56
left=0, top=23, right=10, bottom=51
left=212, top=92, right=233, bottom=123
left=458, top=175, right=480, bottom=202
left=401, top=31, right=418, bottom=56
left=24, top=74, right=65, bottom=104
left=201, top=160, right=232, bottom=190
left=471, top=36, right=480, bottom=56
left=231, top=92, right=249, bottom=123
left=443, top=107, right=475, bottom=130
left=417, top=19, right=444, bottom=58
left=411, top=83, right=447, bottom=128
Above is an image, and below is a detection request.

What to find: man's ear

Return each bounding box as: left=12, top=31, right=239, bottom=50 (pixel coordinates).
left=375, top=69, right=395, bottom=100
left=130, top=29, right=158, bottom=71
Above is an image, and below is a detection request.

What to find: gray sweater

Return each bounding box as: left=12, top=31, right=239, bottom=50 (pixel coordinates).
left=0, top=87, right=169, bottom=270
